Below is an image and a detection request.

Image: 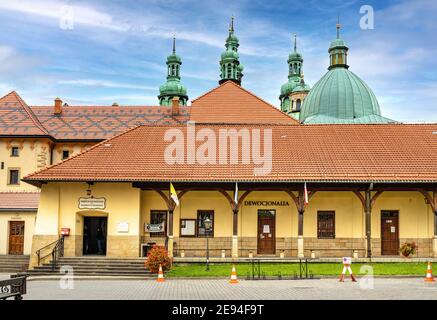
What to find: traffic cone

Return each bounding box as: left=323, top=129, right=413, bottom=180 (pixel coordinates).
left=229, top=264, right=238, bottom=284
left=157, top=264, right=165, bottom=282
left=424, top=262, right=435, bottom=282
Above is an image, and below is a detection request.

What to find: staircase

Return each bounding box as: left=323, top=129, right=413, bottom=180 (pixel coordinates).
left=28, top=257, right=155, bottom=277
left=0, top=255, right=30, bottom=273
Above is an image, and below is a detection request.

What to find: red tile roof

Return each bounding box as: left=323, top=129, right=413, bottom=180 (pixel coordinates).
left=0, top=83, right=296, bottom=140
left=24, top=123, right=437, bottom=184
left=0, top=192, right=40, bottom=210
left=190, top=81, right=298, bottom=125
left=30, top=105, right=190, bottom=140
left=0, top=92, right=49, bottom=136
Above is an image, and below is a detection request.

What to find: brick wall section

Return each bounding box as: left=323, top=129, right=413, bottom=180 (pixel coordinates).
left=137, top=237, right=434, bottom=258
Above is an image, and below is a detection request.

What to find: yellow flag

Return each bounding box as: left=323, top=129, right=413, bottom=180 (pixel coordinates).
left=170, top=183, right=179, bottom=206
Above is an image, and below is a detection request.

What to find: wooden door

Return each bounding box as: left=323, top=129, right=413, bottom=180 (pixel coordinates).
left=9, top=221, right=25, bottom=255
left=257, top=210, right=275, bottom=254
left=381, top=211, right=399, bottom=255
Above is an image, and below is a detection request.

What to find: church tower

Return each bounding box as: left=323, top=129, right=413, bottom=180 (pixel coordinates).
left=279, top=35, right=310, bottom=120
left=158, top=36, right=188, bottom=106
left=219, top=17, right=244, bottom=85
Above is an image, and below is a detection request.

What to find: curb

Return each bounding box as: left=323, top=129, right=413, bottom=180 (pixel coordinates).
left=25, top=275, right=426, bottom=281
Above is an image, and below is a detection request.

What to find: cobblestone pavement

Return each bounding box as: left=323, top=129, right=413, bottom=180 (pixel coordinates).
left=24, top=278, right=437, bottom=300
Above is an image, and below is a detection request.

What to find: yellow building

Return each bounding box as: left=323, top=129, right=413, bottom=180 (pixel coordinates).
left=21, top=83, right=437, bottom=269
left=1, top=24, right=437, bottom=273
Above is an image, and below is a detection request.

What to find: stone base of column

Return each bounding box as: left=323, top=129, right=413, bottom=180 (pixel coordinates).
left=297, top=236, right=304, bottom=258
left=168, top=236, right=174, bottom=258
left=232, top=235, right=238, bottom=258
left=433, top=236, right=437, bottom=257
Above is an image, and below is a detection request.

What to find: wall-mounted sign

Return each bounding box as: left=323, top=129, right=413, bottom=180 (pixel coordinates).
left=60, top=228, right=70, bottom=236
left=180, top=219, right=196, bottom=237
left=145, top=223, right=164, bottom=233
left=117, top=222, right=129, bottom=233
left=78, top=197, right=106, bottom=210
left=244, top=200, right=290, bottom=207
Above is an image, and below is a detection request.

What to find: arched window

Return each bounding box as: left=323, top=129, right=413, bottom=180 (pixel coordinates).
left=227, top=64, right=232, bottom=78
left=296, top=99, right=301, bottom=111
left=291, top=100, right=294, bottom=111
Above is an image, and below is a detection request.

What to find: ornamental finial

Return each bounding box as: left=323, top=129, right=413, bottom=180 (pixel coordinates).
left=336, top=16, right=341, bottom=39
left=293, top=34, right=297, bottom=52
left=172, top=34, right=176, bottom=54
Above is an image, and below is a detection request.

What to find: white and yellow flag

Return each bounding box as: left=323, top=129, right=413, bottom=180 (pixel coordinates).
left=170, top=182, right=179, bottom=206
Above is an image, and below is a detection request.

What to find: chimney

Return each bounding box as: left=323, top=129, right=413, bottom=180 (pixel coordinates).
left=54, top=97, right=62, bottom=115
left=171, top=96, right=180, bottom=116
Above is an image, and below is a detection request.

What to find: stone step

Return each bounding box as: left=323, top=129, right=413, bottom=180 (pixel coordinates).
left=33, top=265, right=152, bottom=272
left=58, top=258, right=146, bottom=263
left=28, top=270, right=154, bottom=276
left=27, top=273, right=157, bottom=277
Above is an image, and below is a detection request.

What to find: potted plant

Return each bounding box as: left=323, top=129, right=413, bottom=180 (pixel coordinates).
left=145, top=245, right=173, bottom=273
left=400, top=241, right=417, bottom=257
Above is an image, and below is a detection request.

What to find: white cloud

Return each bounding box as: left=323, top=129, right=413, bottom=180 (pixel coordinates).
left=58, top=79, right=157, bottom=91
left=0, top=0, right=127, bottom=31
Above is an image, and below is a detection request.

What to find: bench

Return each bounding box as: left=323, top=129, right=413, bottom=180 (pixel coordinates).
left=0, top=275, right=27, bottom=300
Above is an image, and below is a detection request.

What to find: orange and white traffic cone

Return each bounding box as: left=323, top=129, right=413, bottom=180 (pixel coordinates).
left=339, top=264, right=357, bottom=282
left=157, top=264, right=165, bottom=282
left=229, top=264, right=238, bottom=284
left=424, top=261, right=435, bottom=282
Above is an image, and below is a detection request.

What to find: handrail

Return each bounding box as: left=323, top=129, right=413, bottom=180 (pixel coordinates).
left=51, top=237, right=64, bottom=271
left=35, top=237, right=64, bottom=267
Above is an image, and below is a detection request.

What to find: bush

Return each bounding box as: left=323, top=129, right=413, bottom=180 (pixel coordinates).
left=400, top=242, right=417, bottom=257
left=145, top=245, right=172, bottom=273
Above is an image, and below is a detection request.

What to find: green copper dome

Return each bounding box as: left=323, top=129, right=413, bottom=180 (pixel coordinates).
left=159, top=79, right=187, bottom=96
left=299, top=67, right=392, bottom=123
left=279, top=35, right=308, bottom=102
left=219, top=17, right=243, bottom=85
left=288, top=52, right=302, bottom=60
left=158, top=36, right=188, bottom=106
left=292, top=82, right=310, bottom=93
left=299, top=22, right=394, bottom=124
left=167, top=52, right=181, bottom=63
left=329, top=38, right=347, bottom=50
left=221, top=48, right=239, bottom=61
left=280, top=78, right=300, bottom=96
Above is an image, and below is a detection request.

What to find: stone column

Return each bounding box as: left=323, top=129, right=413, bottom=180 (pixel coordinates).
left=167, top=209, right=174, bottom=258
left=297, top=210, right=304, bottom=258
left=365, top=190, right=372, bottom=258
left=232, top=209, right=238, bottom=258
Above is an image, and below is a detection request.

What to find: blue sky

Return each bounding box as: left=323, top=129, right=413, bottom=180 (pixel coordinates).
left=0, top=0, right=436, bottom=122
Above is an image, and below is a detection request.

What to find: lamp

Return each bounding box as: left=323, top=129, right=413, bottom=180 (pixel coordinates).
left=204, top=217, right=212, bottom=271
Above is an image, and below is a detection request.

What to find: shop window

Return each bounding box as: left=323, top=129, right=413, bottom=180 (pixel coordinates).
left=11, top=147, right=19, bottom=157
left=197, top=210, right=214, bottom=237
left=8, top=169, right=20, bottom=185
left=62, top=150, right=70, bottom=160
left=150, top=210, right=167, bottom=237
left=317, top=211, right=335, bottom=239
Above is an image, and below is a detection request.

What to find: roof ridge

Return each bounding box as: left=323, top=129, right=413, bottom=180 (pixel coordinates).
left=0, top=90, right=18, bottom=101
left=4, top=91, right=50, bottom=135
left=24, top=124, right=143, bottom=180
left=191, top=81, right=299, bottom=124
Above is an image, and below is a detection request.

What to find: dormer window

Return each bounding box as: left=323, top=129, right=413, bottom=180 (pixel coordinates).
left=62, top=150, right=70, bottom=160
left=11, top=147, right=19, bottom=157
